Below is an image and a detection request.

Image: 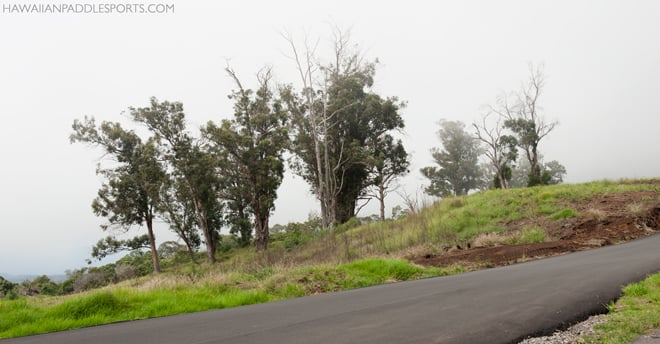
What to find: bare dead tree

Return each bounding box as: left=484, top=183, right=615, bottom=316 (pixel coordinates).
left=492, top=64, right=558, bottom=186
left=282, top=28, right=369, bottom=228
left=472, top=112, right=516, bottom=189
left=281, top=31, right=345, bottom=229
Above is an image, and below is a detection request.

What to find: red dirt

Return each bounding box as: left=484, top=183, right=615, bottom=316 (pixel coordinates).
left=413, top=192, right=660, bottom=269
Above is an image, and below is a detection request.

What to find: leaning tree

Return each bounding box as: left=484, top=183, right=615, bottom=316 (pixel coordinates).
left=71, top=118, right=165, bottom=273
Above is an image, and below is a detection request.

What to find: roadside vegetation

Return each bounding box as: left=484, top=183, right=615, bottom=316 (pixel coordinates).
left=585, top=271, right=660, bottom=343
left=1, top=179, right=658, bottom=339
left=0, top=259, right=460, bottom=338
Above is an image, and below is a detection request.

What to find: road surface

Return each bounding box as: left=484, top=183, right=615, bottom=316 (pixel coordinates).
left=4, top=234, right=660, bottom=344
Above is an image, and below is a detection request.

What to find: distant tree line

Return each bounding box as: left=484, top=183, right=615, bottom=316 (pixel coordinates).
left=421, top=65, right=566, bottom=197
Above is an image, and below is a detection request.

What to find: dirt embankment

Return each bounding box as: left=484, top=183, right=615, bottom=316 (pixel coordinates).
left=414, top=191, right=660, bottom=268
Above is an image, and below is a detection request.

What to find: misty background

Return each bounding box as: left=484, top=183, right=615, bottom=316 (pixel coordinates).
left=1, top=0, right=659, bottom=276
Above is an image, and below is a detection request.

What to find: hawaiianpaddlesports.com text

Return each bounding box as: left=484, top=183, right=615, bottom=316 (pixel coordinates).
left=1, top=3, right=174, bottom=15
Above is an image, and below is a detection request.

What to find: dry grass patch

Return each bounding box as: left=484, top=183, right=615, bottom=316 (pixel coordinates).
left=626, top=202, right=646, bottom=216
left=585, top=208, right=607, bottom=222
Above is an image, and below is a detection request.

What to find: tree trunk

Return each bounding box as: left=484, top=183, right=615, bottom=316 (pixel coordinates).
left=185, top=244, right=196, bottom=263
left=497, top=168, right=508, bottom=189
left=379, top=185, right=386, bottom=221
left=334, top=189, right=358, bottom=224
left=146, top=215, right=161, bottom=274
left=196, top=206, right=216, bottom=264
left=201, top=219, right=216, bottom=264
left=188, top=184, right=216, bottom=264
left=254, top=215, right=269, bottom=252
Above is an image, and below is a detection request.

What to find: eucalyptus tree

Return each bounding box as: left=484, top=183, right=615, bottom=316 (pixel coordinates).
left=495, top=65, right=558, bottom=186
left=282, top=29, right=407, bottom=225
left=130, top=98, right=223, bottom=264
left=204, top=68, right=289, bottom=251
left=70, top=118, right=165, bottom=273
left=421, top=120, right=482, bottom=197
left=217, top=153, right=253, bottom=247
left=366, top=134, right=409, bottom=221
left=158, top=176, right=202, bottom=262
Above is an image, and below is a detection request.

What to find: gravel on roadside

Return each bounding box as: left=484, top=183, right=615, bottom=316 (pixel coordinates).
left=518, top=315, right=607, bottom=344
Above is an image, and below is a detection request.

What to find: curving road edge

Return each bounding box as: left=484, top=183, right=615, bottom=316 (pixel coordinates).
left=4, top=233, right=660, bottom=344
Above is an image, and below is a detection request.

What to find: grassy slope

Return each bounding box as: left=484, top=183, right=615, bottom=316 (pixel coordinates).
left=1, top=179, right=658, bottom=339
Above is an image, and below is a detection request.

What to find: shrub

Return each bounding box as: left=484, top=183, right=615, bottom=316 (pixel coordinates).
left=0, top=276, right=17, bottom=298
left=74, top=272, right=107, bottom=292
left=114, top=265, right=138, bottom=282
left=335, top=217, right=361, bottom=233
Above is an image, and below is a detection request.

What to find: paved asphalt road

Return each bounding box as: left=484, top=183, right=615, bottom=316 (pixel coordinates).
left=5, top=233, right=660, bottom=344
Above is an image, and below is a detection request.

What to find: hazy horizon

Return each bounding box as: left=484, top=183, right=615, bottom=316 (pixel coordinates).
left=1, top=0, right=659, bottom=275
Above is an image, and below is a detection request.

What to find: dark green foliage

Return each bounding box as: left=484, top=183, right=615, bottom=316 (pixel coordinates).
left=115, top=251, right=154, bottom=278
left=421, top=120, right=482, bottom=197
left=367, top=134, right=410, bottom=220
left=281, top=230, right=312, bottom=251
left=158, top=178, right=202, bottom=261
left=205, top=68, right=289, bottom=251
left=21, top=276, right=60, bottom=296
left=71, top=117, right=165, bottom=273
left=90, top=235, right=150, bottom=261
left=283, top=33, right=407, bottom=226
left=0, top=276, right=16, bottom=298
left=131, top=98, right=224, bottom=264
left=269, top=216, right=323, bottom=250
left=216, top=235, right=241, bottom=254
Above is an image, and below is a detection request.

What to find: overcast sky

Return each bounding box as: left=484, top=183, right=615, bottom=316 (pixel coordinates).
left=1, top=0, right=658, bottom=275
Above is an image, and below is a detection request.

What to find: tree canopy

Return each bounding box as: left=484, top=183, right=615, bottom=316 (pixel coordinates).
left=421, top=120, right=482, bottom=197
left=70, top=117, right=165, bottom=273
left=283, top=30, right=408, bottom=225
left=204, top=67, right=289, bottom=251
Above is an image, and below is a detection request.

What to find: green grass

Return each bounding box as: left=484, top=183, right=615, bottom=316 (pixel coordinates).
left=508, top=227, right=547, bottom=245
left=585, top=272, right=660, bottom=343
left=0, top=258, right=458, bottom=338
left=549, top=208, right=580, bottom=220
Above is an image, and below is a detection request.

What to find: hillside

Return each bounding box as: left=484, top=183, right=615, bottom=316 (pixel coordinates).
left=414, top=180, right=660, bottom=268
left=0, top=179, right=658, bottom=339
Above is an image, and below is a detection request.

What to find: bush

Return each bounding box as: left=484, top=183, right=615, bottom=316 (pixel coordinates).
left=335, top=217, right=361, bottom=233
left=216, top=235, right=240, bottom=253
left=116, top=251, right=153, bottom=277
left=74, top=272, right=107, bottom=292
left=114, top=265, right=138, bottom=282
left=0, top=276, right=16, bottom=298
left=283, top=230, right=313, bottom=251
